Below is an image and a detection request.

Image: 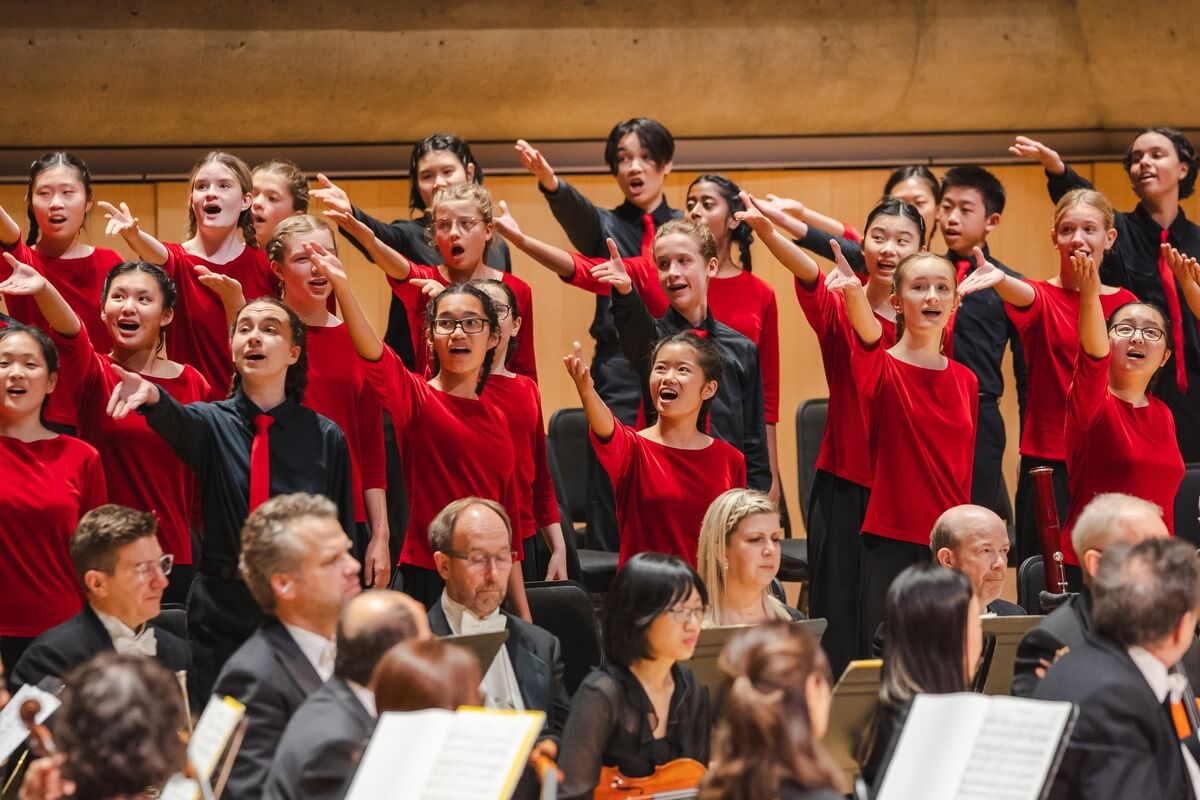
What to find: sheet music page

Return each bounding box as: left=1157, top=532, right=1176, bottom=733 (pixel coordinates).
left=877, top=693, right=1073, bottom=800
left=345, top=708, right=544, bottom=800
left=0, top=684, right=60, bottom=762
left=159, top=695, right=246, bottom=800
left=955, top=696, right=1074, bottom=800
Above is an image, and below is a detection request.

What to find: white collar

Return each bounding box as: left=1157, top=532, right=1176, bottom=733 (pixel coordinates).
left=1127, top=645, right=1189, bottom=703
left=283, top=623, right=336, bottom=681
left=440, top=591, right=506, bottom=635
left=92, top=605, right=140, bottom=640
left=347, top=679, right=376, bottom=718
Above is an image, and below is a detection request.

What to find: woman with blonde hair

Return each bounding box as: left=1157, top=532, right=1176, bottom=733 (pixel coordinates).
left=697, top=489, right=802, bottom=627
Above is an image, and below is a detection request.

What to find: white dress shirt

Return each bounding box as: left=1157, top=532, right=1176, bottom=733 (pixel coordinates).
left=348, top=680, right=377, bottom=718
left=283, top=623, right=336, bottom=681
left=94, top=606, right=157, bottom=657
left=1127, top=645, right=1200, bottom=796
left=440, top=592, right=525, bottom=711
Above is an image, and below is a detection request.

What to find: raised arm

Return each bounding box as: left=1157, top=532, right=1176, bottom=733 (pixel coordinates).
left=0, top=204, right=21, bottom=247
left=1009, top=135, right=1092, bottom=202
left=0, top=254, right=81, bottom=336
left=826, top=241, right=882, bottom=345
left=518, top=144, right=607, bottom=256
left=98, top=201, right=168, bottom=265
left=757, top=194, right=868, bottom=273
left=957, top=246, right=1036, bottom=307
left=306, top=240, right=384, bottom=362
left=493, top=200, right=576, bottom=278
left=1165, top=244, right=1200, bottom=321
left=1074, top=251, right=1109, bottom=359
left=735, top=192, right=822, bottom=287
left=563, top=341, right=615, bottom=441
left=322, top=207, right=414, bottom=282
left=194, top=265, right=246, bottom=326
left=515, top=139, right=561, bottom=194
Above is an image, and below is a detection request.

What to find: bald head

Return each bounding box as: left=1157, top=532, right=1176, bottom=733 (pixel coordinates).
left=1072, top=493, right=1169, bottom=583
left=930, top=505, right=1010, bottom=606
left=335, top=589, right=431, bottom=685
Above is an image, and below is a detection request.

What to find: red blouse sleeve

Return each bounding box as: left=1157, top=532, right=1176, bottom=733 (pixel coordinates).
left=526, top=382, right=560, bottom=528
left=507, top=280, right=539, bottom=383
left=793, top=276, right=847, bottom=346
left=360, top=346, right=426, bottom=430
left=758, top=287, right=781, bottom=425
left=356, top=382, right=388, bottom=492
left=49, top=323, right=106, bottom=410
left=589, top=418, right=638, bottom=489
left=1004, top=279, right=1045, bottom=334
left=566, top=253, right=657, bottom=299
left=1066, top=346, right=1111, bottom=431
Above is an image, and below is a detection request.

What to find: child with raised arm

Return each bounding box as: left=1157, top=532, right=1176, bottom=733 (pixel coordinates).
left=1012, top=129, right=1200, bottom=459
left=958, top=189, right=1137, bottom=564
left=828, top=249, right=978, bottom=655
left=100, top=152, right=277, bottom=395
left=564, top=332, right=745, bottom=566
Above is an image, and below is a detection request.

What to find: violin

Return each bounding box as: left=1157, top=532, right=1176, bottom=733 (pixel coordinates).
left=595, top=757, right=706, bottom=799
left=19, top=699, right=56, bottom=758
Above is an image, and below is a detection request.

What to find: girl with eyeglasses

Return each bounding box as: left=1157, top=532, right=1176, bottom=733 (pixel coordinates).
left=957, top=189, right=1138, bottom=566
left=321, top=182, right=538, bottom=382
left=0, top=257, right=213, bottom=605
left=307, top=244, right=529, bottom=617
left=1058, top=251, right=1184, bottom=577
left=558, top=553, right=712, bottom=800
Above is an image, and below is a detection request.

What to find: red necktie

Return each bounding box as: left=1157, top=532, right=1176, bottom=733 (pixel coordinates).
left=1156, top=228, right=1188, bottom=393
left=640, top=214, right=656, bottom=259
left=956, top=259, right=972, bottom=287
left=249, top=414, right=275, bottom=511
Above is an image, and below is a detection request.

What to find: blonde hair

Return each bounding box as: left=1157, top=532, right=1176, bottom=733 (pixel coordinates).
left=265, top=214, right=337, bottom=265
left=1053, top=188, right=1116, bottom=231
left=891, top=251, right=958, bottom=341
left=239, top=493, right=338, bottom=614
left=431, top=182, right=494, bottom=224
left=655, top=218, right=718, bottom=263
left=697, top=489, right=791, bottom=626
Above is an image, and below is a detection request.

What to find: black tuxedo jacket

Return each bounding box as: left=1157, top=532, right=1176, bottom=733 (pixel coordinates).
left=1034, top=633, right=1194, bottom=800
left=212, top=619, right=323, bottom=800
left=1012, top=590, right=1093, bottom=698
left=10, top=604, right=190, bottom=691
left=428, top=602, right=571, bottom=738
left=262, top=677, right=374, bottom=800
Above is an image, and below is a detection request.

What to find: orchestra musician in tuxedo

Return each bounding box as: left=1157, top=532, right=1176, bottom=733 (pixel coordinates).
left=212, top=493, right=362, bottom=800
left=1034, top=537, right=1200, bottom=800
left=11, top=504, right=189, bottom=692
left=1012, top=493, right=1168, bottom=697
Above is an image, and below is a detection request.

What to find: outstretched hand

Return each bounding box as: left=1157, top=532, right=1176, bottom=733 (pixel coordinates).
left=310, top=173, right=353, bottom=216
left=824, top=240, right=860, bottom=294
left=957, top=246, right=1004, bottom=296
left=106, top=363, right=159, bottom=420
left=1008, top=135, right=1066, bottom=175
left=734, top=191, right=775, bottom=237
left=514, top=140, right=559, bottom=192
left=195, top=265, right=245, bottom=306
left=589, top=238, right=632, bottom=295
left=493, top=200, right=523, bottom=241
left=322, top=206, right=375, bottom=245
left=562, top=340, right=594, bottom=394
left=304, top=240, right=350, bottom=285
left=409, top=276, right=443, bottom=300
left=1164, top=243, right=1200, bottom=289
left=0, top=253, right=47, bottom=295
left=98, top=200, right=141, bottom=239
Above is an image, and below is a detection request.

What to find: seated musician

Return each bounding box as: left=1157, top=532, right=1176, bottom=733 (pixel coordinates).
left=859, top=563, right=983, bottom=792
left=11, top=504, right=189, bottom=692
left=1034, top=538, right=1200, bottom=800
left=700, top=622, right=844, bottom=800
left=696, top=489, right=805, bottom=626
left=1011, top=493, right=1168, bottom=697
left=557, top=553, right=712, bottom=800
left=371, top=638, right=483, bottom=712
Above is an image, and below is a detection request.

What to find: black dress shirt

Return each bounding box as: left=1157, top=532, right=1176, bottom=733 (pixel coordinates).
left=142, top=388, right=355, bottom=567
left=557, top=661, right=711, bottom=800
left=1046, top=165, right=1200, bottom=459
left=610, top=286, right=770, bottom=490
left=342, top=208, right=513, bottom=367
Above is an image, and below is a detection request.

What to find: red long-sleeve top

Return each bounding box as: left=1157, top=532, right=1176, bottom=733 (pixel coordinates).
left=361, top=347, right=522, bottom=569
left=387, top=265, right=538, bottom=382
left=0, top=433, right=107, bottom=636
left=1062, top=348, right=1184, bottom=564
left=708, top=270, right=780, bottom=424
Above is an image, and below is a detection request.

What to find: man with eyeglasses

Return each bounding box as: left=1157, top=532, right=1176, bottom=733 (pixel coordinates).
left=10, top=504, right=189, bottom=693
left=427, top=496, right=570, bottom=800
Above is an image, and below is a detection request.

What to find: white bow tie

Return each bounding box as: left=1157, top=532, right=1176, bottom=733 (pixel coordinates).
left=113, top=627, right=157, bottom=658
left=461, top=612, right=507, bottom=635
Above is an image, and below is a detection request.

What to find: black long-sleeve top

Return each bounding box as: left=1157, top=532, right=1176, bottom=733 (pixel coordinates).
left=557, top=662, right=711, bottom=800
left=539, top=179, right=681, bottom=347
left=610, top=286, right=770, bottom=491
left=1044, top=166, right=1200, bottom=459
left=141, top=388, right=356, bottom=567
left=800, top=231, right=1029, bottom=410
left=340, top=207, right=513, bottom=367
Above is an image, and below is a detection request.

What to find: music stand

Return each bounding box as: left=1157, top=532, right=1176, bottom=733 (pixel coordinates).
left=823, top=659, right=883, bottom=787
left=681, top=619, right=827, bottom=707
left=975, top=615, right=1042, bottom=695
left=442, top=630, right=510, bottom=672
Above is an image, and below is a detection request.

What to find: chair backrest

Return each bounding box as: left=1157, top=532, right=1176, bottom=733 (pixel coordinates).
left=525, top=580, right=603, bottom=695
left=548, top=408, right=590, bottom=525
left=1016, top=555, right=1046, bottom=615
left=795, top=398, right=829, bottom=528
left=1174, top=463, right=1200, bottom=548
left=152, top=604, right=188, bottom=641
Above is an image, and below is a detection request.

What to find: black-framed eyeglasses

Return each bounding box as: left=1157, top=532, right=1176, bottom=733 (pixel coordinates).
left=432, top=317, right=487, bottom=335
left=1110, top=323, right=1165, bottom=342
left=443, top=550, right=518, bottom=571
